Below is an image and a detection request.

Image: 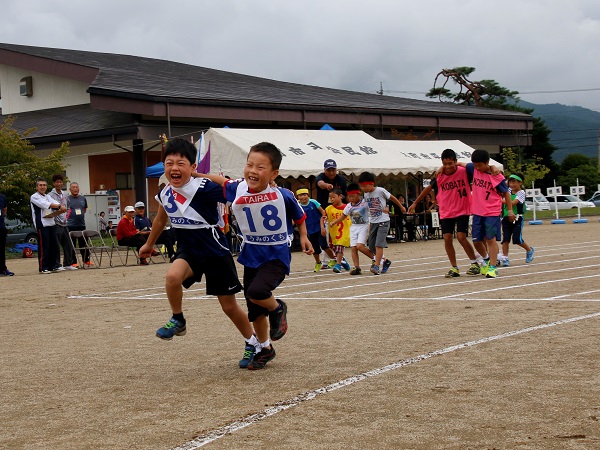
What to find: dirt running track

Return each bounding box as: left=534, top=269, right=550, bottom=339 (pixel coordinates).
left=2, top=219, right=599, bottom=449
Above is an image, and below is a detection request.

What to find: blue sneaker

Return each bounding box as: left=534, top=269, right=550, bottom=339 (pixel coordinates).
left=2, top=269, right=14, bottom=276
left=525, top=247, right=535, bottom=263
left=332, top=263, right=342, bottom=273
left=501, top=259, right=510, bottom=267
left=239, top=342, right=256, bottom=368
left=381, top=259, right=392, bottom=274
left=156, top=317, right=186, bottom=340
left=370, top=263, right=380, bottom=275
left=341, top=257, right=351, bottom=271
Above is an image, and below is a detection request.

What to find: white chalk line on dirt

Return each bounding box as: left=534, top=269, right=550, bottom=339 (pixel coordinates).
left=171, top=311, right=600, bottom=450
left=549, top=288, right=600, bottom=299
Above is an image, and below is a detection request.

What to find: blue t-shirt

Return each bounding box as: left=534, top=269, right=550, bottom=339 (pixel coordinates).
left=225, top=180, right=305, bottom=273
left=134, top=215, right=153, bottom=231
left=0, top=193, right=6, bottom=229
left=299, top=199, right=323, bottom=235
left=66, top=195, right=88, bottom=227
left=157, top=178, right=230, bottom=257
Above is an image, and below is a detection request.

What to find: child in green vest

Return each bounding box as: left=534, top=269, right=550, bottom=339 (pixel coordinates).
left=500, top=173, right=535, bottom=266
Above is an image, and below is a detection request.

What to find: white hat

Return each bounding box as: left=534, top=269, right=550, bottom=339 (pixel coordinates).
left=124, top=206, right=135, bottom=212
left=134, top=201, right=145, bottom=208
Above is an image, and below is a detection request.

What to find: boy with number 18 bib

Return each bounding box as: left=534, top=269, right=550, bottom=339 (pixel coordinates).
left=140, top=138, right=256, bottom=368
left=198, top=142, right=313, bottom=370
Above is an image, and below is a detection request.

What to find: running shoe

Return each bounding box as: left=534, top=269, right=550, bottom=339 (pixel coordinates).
left=370, top=264, right=380, bottom=275
left=64, top=265, right=78, bottom=271
left=239, top=342, right=256, bottom=369
left=480, top=261, right=490, bottom=276
left=332, top=263, right=342, bottom=273
left=41, top=270, right=52, bottom=274
left=84, top=261, right=94, bottom=266
left=52, top=266, right=66, bottom=272
left=327, top=260, right=336, bottom=269
left=156, top=317, right=186, bottom=340
left=269, top=299, right=288, bottom=341
left=381, top=259, right=392, bottom=274
left=485, top=266, right=498, bottom=278
left=350, top=267, right=362, bottom=275
left=445, top=267, right=460, bottom=278
left=2, top=269, right=14, bottom=276
left=341, top=257, right=351, bottom=271
left=525, top=247, right=535, bottom=263
left=466, top=263, right=480, bottom=276
left=501, top=259, right=510, bottom=267
left=139, top=259, right=149, bottom=266
left=313, top=262, right=323, bottom=272
left=247, top=345, right=276, bottom=370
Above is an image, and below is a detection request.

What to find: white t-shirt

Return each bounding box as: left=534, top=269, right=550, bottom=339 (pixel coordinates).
left=363, top=187, right=391, bottom=224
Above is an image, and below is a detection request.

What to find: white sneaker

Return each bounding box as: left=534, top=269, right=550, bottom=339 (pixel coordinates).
left=52, top=267, right=66, bottom=272
left=64, top=265, right=78, bottom=271
left=41, top=270, right=52, bottom=274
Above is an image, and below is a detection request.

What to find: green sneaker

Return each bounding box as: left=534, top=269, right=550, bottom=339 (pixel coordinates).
left=480, top=261, right=489, bottom=276
left=313, top=262, right=323, bottom=272
left=486, top=266, right=498, bottom=278
left=445, top=267, right=460, bottom=278
left=327, top=260, right=336, bottom=269
left=466, top=263, right=480, bottom=276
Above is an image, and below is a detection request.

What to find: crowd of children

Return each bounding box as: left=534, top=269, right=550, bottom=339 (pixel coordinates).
left=145, top=141, right=535, bottom=370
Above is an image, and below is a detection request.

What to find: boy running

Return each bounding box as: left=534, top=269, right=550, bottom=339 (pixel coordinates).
left=467, top=149, right=514, bottom=278
left=296, top=187, right=336, bottom=272
left=358, top=172, right=406, bottom=275
left=322, top=189, right=351, bottom=273
left=139, top=138, right=257, bottom=368
left=199, top=142, right=313, bottom=370
left=501, top=173, right=535, bottom=265
left=409, top=148, right=481, bottom=277
left=329, top=182, right=375, bottom=275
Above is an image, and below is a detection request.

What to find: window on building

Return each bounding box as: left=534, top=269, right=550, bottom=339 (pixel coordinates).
left=115, top=173, right=134, bottom=190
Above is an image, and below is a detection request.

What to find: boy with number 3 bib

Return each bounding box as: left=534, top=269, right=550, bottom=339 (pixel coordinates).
left=199, top=142, right=314, bottom=370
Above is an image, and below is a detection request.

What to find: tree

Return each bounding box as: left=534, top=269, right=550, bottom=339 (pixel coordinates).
left=557, top=153, right=600, bottom=194
left=0, top=116, right=69, bottom=223
left=501, top=147, right=550, bottom=188
left=426, top=67, right=557, bottom=188
left=560, top=153, right=595, bottom=173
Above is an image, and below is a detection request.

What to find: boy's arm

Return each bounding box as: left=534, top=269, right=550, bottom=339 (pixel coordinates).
left=329, top=213, right=348, bottom=227
left=296, top=220, right=314, bottom=255
left=139, top=206, right=168, bottom=258
left=389, top=194, right=407, bottom=214
left=408, top=185, right=433, bottom=214
left=503, top=191, right=515, bottom=219
left=193, top=172, right=228, bottom=186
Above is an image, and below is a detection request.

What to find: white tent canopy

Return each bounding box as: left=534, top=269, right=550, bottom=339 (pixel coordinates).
left=203, top=128, right=500, bottom=178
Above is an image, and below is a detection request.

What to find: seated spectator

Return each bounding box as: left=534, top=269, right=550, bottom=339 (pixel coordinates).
left=116, top=205, right=154, bottom=265
left=98, top=211, right=108, bottom=237
left=133, top=201, right=176, bottom=260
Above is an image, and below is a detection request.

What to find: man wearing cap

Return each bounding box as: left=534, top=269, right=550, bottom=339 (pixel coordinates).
left=316, top=159, right=348, bottom=207
left=133, top=201, right=175, bottom=261
left=117, top=205, right=151, bottom=265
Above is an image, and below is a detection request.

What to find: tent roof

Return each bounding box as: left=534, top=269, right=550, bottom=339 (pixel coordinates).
left=203, top=128, right=500, bottom=178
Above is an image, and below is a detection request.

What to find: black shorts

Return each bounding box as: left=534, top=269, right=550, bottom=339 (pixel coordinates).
left=307, top=232, right=322, bottom=255
left=243, top=260, right=287, bottom=322
left=177, top=249, right=242, bottom=296
left=440, top=215, right=470, bottom=236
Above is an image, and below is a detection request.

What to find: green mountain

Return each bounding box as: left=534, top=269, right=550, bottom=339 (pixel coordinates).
left=518, top=101, right=600, bottom=163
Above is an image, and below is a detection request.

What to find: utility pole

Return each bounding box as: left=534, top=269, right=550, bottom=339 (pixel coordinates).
left=377, top=82, right=384, bottom=95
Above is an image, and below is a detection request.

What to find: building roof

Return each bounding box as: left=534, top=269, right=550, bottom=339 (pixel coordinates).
left=0, top=43, right=530, bottom=120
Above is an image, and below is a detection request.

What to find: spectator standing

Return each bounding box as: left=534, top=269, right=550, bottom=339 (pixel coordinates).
left=48, top=175, right=78, bottom=270
left=98, top=211, right=108, bottom=237
left=30, top=178, right=66, bottom=273
left=67, top=182, right=91, bottom=266
left=315, top=159, right=347, bottom=266
left=0, top=192, right=14, bottom=276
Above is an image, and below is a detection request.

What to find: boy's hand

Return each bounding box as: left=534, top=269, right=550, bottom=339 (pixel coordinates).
left=300, top=237, right=314, bottom=255
left=139, top=243, right=152, bottom=259
left=321, top=228, right=327, bottom=237
left=489, top=165, right=501, bottom=175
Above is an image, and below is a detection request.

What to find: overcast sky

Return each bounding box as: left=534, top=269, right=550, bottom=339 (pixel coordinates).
left=2, top=0, right=600, bottom=112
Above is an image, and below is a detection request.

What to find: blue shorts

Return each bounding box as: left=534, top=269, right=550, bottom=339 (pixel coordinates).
left=471, top=215, right=501, bottom=242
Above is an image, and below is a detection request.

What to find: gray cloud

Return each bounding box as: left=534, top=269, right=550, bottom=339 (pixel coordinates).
left=3, top=0, right=600, bottom=111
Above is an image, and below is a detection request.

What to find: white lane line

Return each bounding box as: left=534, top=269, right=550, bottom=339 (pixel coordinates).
left=271, top=297, right=600, bottom=302
left=438, top=274, right=600, bottom=299
left=172, top=311, right=600, bottom=450
left=548, top=289, right=600, bottom=299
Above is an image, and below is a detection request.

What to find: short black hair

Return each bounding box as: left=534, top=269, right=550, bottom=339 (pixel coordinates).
left=347, top=182, right=360, bottom=192
left=52, top=174, right=64, bottom=183
left=471, top=149, right=490, bottom=163
left=357, top=171, right=375, bottom=183
left=249, top=142, right=283, bottom=170
left=330, top=188, right=343, bottom=196
left=441, top=149, right=457, bottom=160
left=164, top=138, right=197, bottom=164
